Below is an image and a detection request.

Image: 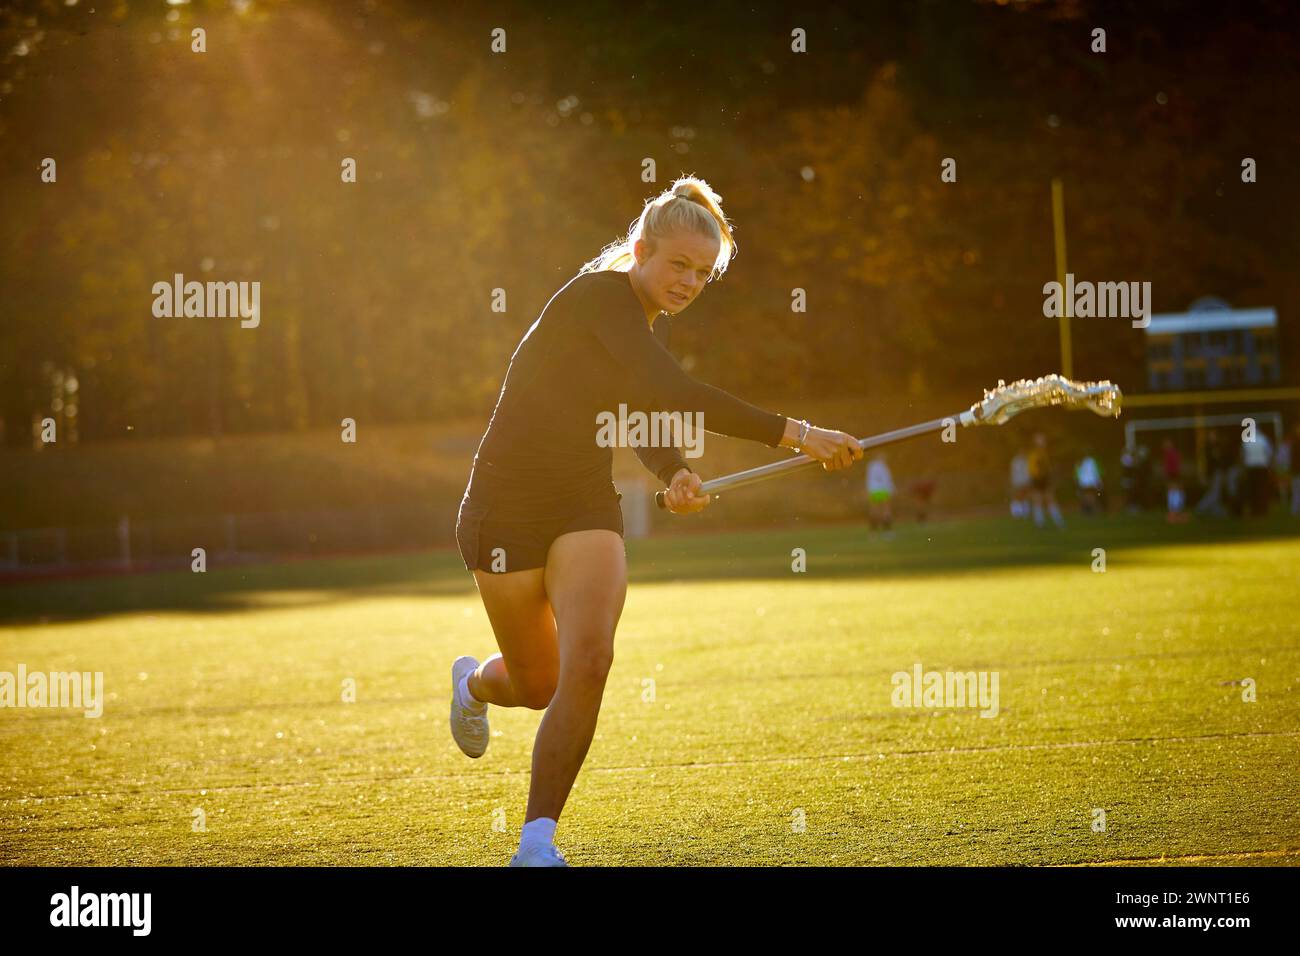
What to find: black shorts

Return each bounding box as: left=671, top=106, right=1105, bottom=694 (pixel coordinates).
left=455, top=489, right=625, bottom=574
left=1031, top=475, right=1050, bottom=492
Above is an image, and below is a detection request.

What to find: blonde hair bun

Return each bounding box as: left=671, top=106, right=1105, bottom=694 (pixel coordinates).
left=580, top=175, right=738, bottom=279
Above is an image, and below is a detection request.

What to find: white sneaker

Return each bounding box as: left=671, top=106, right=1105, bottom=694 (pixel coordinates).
left=509, top=843, right=568, bottom=867
left=449, top=655, right=489, bottom=758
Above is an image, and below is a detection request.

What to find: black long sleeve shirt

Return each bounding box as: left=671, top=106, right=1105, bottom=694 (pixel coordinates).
left=467, top=269, right=787, bottom=514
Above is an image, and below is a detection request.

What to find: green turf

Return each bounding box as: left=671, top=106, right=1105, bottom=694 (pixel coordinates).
left=2, top=514, right=1298, bottom=866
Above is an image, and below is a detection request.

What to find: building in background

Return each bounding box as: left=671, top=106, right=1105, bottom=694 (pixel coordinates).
left=1144, top=297, right=1279, bottom=392
left=1125, top=297, right=1296, bottom=510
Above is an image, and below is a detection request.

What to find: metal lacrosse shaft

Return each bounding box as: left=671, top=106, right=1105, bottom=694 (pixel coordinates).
left=649, top=375, right=1120, bottom=509
left=653, top=414, right=959, bottom=509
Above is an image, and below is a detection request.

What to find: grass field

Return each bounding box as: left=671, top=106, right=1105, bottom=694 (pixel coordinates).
left=2, top=514, right=1298, bottom=867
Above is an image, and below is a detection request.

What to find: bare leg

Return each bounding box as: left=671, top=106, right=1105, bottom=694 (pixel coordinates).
left=524, top=529, right=627, bottom=823
left=467, top=567, right=560, bottom=710
left=469, top=655, right=522, bottom=708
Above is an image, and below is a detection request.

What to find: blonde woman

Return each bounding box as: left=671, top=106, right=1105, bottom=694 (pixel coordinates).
left=450, top=176, right=862, bottom=866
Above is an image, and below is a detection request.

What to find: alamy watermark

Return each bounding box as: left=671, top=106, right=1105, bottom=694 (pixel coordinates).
left=49, top=886, right=150, bottom=936
left=152, top=273, right=260, bottom=328
left=1043, top=273, right=1151, bottom=328
left=595, top=403, right=704, bottom=457
left=1, top=665, right=104, bottom=717
left=891, top=662, right=1000, bottom=718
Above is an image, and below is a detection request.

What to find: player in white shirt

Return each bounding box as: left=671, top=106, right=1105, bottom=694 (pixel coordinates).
left=1075, top=454, right=1102, bottom=515
left=866, top=454, right=895, bottom=533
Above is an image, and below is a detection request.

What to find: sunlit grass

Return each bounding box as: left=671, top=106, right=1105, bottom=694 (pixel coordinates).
left=2, top=515, right=1298, bottom=865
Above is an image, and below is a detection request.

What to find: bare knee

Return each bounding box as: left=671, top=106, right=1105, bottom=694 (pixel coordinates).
left=561, top=635, right=615, bottom=688
left=510, top=671, right=559, bottom=710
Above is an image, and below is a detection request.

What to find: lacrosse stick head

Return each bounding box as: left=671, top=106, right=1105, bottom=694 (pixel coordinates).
left=964, top=374, right=1122, bottom=426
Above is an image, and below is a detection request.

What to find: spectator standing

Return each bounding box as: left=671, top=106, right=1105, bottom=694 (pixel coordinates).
left=1241, top=429, right=1274, bottom=517
left=1120, top=446, right=1139, bottom=513
left=1075, top=452, right=1103, bottom=515
left=1028, top=433, right=1065, bottom=529
left=909, top=476, right=937, bottom=524
left=1195, top=431, right=1228, bottom=517
left=1134, top=444, right=1153, bottom=510
left=866, top=453, right=895, bottom=533
left=1275, top=428, right=1293, bottom=515
left=1010, top=449, right=1031, bottom=519
left=1162, top=439, right=1188, bottom=523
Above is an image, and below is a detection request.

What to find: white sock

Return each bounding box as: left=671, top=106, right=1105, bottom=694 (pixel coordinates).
left=519, top=817, right=557, bottom=851
left=457, top=674, right=486, bottom=712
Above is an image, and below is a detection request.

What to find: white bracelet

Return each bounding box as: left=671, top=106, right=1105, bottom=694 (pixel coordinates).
left=796, top=419, right=811, bottom=450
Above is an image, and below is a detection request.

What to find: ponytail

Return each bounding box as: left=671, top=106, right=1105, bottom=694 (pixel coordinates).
left=579, top=175, right=738, bottom=279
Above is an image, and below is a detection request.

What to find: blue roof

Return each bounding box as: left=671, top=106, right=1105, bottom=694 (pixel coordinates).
left=1144, top=308, right=1277, bottom=335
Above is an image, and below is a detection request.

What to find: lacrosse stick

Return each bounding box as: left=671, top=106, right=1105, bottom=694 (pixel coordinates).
left=654, top=374, right=1122, bottom=509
